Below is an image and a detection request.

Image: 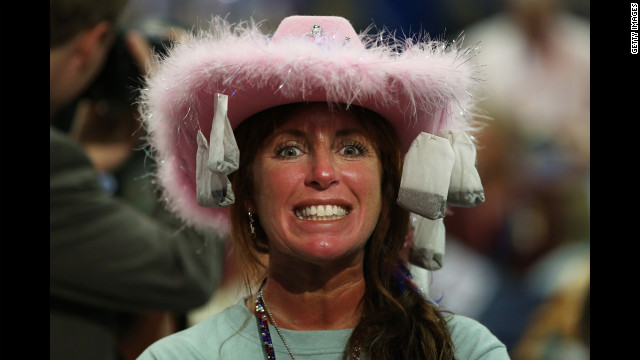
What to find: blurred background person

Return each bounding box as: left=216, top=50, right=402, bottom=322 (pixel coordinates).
left=511, top=247, right=589, bottom=359
left=437, top=0, right=590, bottom=354
left=458, top=0, right=590, bottom=271
left=50, top=1, right=227, bottom=359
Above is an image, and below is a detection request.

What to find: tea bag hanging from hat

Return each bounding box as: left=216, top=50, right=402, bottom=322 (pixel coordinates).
left=196, top=131, right=235, bottom=207
left=195, top=93, right=239, bottom=207
left=397, top=132, right=455, bottom=220
left=439, top=129, right=485, bottom=208
left=408, top=213, right=446, bottom=271
left=208, top=94, right=240, bottom=175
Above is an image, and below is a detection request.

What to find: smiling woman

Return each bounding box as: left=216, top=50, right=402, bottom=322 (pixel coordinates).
left=240, top=103, right=383, bottom=266
left=137, top=15, right=509, bottom=360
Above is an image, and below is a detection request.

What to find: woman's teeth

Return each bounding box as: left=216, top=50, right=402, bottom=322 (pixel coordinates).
left=295, top=205, right=349, bottom=220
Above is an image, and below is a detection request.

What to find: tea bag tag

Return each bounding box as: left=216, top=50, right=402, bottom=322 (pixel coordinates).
left=408, top=213, right=446, bottom=271
left=439, top=129, right=485, bottom=207
left=196, top=130, right=235, bottom=207
left=398, top=132, right=455, bottom=220
left=208, top=93, right=239, bottom=175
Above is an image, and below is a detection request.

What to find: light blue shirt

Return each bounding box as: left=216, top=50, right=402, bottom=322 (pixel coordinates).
left=138, top=300, right=510, bottom=359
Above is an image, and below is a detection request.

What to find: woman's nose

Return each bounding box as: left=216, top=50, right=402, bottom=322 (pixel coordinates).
left=305, top=150, right=338, bottom=189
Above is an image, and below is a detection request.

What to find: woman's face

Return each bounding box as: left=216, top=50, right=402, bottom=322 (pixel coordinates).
left=250, top=104, right=383, bottom=265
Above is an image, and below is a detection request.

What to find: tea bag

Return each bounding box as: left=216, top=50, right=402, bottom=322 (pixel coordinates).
left=196, top=130, right=235, bottom=207
left=207, top=93, right=239, bottom=175
left=439, top=129, right=484, bottom=207
left=195, top=93, right=239, bottom=208
left=398, top=132, right=455, bottom=220
left=408, top=213, right=446, bottom=271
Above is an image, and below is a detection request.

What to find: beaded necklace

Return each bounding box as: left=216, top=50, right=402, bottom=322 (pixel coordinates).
left=254, top=280, right=361, bottom=360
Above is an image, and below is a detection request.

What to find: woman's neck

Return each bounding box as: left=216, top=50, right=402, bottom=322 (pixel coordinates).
left=250, top=256, right=366, bottom=331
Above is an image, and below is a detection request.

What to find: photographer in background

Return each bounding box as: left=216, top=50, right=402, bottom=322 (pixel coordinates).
left=50, top=2, right=226, bottom=359
left=53, top=26, right=172, bottom=212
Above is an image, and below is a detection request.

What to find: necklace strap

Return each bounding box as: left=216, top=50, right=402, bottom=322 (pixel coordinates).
left=255, top=292, right=277, bottom=359
left=254, top=278, right=361, bottom=360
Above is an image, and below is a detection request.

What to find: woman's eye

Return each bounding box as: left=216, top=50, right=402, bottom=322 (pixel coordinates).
left=339, top=145, right=362, bottom=156
left=278, top=146, right=303, bottom=158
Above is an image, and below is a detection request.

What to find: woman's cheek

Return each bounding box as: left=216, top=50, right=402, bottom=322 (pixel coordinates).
left=341, top=161, right=382, bottom=192
left=256, top=162, right=306, bottom=205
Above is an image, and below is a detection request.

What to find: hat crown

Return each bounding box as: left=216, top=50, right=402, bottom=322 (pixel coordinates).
left=272, top=16, right=362, bottom=49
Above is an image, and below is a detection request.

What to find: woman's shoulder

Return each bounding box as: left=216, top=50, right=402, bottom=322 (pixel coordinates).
left=446, top=314, right=511, bottom=360
left=137, top=300, right=255, bottom=360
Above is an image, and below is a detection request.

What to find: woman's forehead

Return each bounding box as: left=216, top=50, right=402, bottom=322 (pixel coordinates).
left=273, top=104, right=366, bottom=135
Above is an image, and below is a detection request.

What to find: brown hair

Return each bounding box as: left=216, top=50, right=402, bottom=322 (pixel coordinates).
left=50, top=0, right=128, bottom=48
left=230, top=102, right=455, bottom=360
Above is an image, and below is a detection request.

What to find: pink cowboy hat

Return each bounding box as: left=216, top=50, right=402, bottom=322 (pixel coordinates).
left=139, top=15, right=483, bottom=234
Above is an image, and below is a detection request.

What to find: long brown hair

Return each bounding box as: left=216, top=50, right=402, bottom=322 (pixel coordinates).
left=230, top=102, right=455, bottom=360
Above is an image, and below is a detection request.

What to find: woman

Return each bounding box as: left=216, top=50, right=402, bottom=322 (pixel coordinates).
left=138, top=15, right=508, bottom=360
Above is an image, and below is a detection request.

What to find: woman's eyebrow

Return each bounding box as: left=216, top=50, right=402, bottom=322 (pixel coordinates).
left=267, top=128, right=307, bottom=143
left=335, top=128, right=369, bottom=140
left=268, top=127, right=367, bottom=142
left=271, top=128, right=306, bottom=138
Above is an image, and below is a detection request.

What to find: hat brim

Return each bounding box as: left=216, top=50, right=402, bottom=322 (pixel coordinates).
left=140, top=16, right=482, bottom=234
